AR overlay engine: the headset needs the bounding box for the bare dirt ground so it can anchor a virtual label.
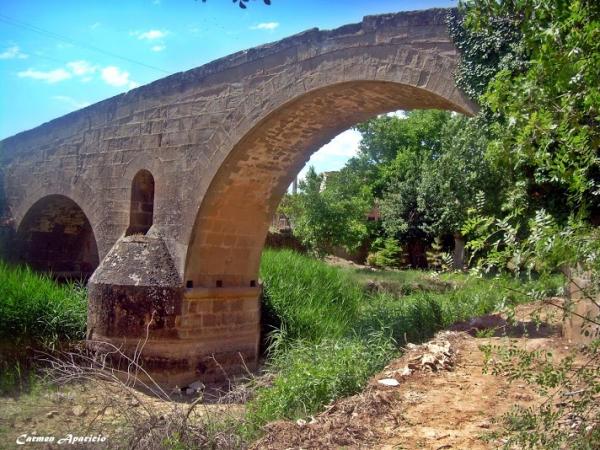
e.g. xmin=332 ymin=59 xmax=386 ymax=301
xmin=0 ymin=373 xmax=243 ymax=449
xmin=252 ymin=300 xmax=575 ymax=450
xmin=324 ymin=255 xmax=372 ymax=271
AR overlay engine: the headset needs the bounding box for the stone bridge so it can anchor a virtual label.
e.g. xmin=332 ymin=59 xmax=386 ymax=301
xmin=0 ymin=8 xmax=476 ymax=386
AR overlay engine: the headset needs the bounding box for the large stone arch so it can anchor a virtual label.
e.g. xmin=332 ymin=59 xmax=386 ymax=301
xmin=168 ymin=10 xmax=477 ymax=383
xmin=175 ymin=12 xmax=477 ymax=277
xmin=184 ymin=80 xmax=470 ymax=289
xmin=15 ymin=194 xmax=99 ymax=280
xmin=93 ymin=10 xmax=477 ymax=386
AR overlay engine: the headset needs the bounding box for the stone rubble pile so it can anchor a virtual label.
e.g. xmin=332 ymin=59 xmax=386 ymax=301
xmin=377 ymin=332 xmax=457 ymax=387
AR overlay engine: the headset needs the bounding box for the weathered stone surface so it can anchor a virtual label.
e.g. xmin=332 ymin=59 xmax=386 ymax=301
xmin=0 ymin=8 xmax=476 ymax=385
xmin=87 ymin=234 xmax=182 ymax=340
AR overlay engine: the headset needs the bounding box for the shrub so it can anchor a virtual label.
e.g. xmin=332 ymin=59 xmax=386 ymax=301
xmin=425 ymin=237 xmax=453 ymax=272
xmin=367 ymin=237 xmax=403 ymax=269
xmin=246 ymin=333 xmax=396 ymax=427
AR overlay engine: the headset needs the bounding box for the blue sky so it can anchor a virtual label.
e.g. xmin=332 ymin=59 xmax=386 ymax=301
xmin=0 ymin=0 xmax=455 ymax=175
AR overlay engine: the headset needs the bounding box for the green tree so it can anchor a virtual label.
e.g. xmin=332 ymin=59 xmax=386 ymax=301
xmin=457 ymin=0 xmax=600 ymax=221
xmin=364 ymin=110 xmax=501 ymax=269
xmin=452 ymin=4 xmax=600 ymax=445
xmin=379 ymin=144 xmax=429 ymax=240
xmin=282 ymin=166 xmax=372 ymax=257
xmin=353 ymin=110 xmax=452 ymax=197
xmin=417 ymin=115 xmax=502 ymax=267
xmin=355 ymin=110 xmax=450 ymax=165
xmin=374 ymin=111 xmax=452 ymax=239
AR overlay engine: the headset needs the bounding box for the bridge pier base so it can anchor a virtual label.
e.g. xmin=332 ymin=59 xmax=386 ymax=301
xmin=87 ymin=234 xmax=261 ymax=387
xmin=174 ymin=286 xmax=261 ymax=384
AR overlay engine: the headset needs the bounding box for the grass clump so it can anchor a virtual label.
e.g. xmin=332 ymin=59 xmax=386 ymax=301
xmin=0 ymin=261 xmax=87 ymax=347
xmin=260 ymin=249 xmax=363 ymax=344
xmin=246 ymin=333 xmax=395 ymax=428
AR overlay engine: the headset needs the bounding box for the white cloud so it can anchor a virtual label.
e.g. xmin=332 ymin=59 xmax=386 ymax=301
xmin=18 ymin=68 xmax=71 ymax=83
xmin=53 ymin=95 xmax=90 ymax=110
xmin=90 ymin=22 xmax=101 ymax=30
xmin=297 ymin=129 xmax=362 ymax=180
xmin=17 ymin=61 xmax=139 ymax=89
xmin=189 ymin=26 xmax=200 ymax=34
xmin=314 ymin=129 xmax=362 ymax=160
xmin=251 ymin=22 xmax=279 ymax=31
xmin=0 ymin=45 xmax=28 ymax=60
xmin=67 ymin=60 xmax=97 ymax=76
xmin=131 ymin=29 xmax=169 ymax=52
xmin=135 ymin=29 xmax=169 ymax=40
xmin=101 ymin=66 xmax=128 ymax=86
xmin=101 ymin=66 xmax=138 ymax=89
xmin=56 ymin=42 xmax=74 ymax=50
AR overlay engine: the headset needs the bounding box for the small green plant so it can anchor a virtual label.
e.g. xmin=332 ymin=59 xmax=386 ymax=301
xmin=475 ymin=327 xmax=497 ymax=338
xmin=426 ymin=237 xmax=452 ymax=272
xmin=481 ymin=339 xmax=599 ymax=449
xmin=464 ymin=206 xmax=599 ymax=448
xmin=0 ymin=360 xmax=33 ymax=395
xmin=161 ymin=433 xmax=193 ymax=450
xmin=367 ymin=237 xmax=403 ymax=269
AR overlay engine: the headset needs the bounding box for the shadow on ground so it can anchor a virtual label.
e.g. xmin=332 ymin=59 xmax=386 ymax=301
xmin=449 ymin=313 xmax=561 ymax=338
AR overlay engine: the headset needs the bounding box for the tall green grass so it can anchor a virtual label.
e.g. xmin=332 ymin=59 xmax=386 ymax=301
xmin=0 ymin=261 xmax=87 ymax=347
xmin=260 ymin=249 xmax=363 ymax=344
xmin=246 ymin=334 xmax=396 ymax=427
xmin=247 ymin=249 xmax=564 ymax=433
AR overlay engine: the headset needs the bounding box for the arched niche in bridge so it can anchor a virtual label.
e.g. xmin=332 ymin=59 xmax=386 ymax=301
xmin=125 ymin=170 xmax=155 ymax=236
xmin=16 ymin=195 xmax=99 ymax=280
xmin=183 ymin=80 xmax=471 ymax=288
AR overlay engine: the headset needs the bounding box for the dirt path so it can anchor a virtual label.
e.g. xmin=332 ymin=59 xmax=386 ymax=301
xmin=378 ymin=336 xmax=551 ymax=450
xmin=253 ymin=301 xmax=573 ymax=449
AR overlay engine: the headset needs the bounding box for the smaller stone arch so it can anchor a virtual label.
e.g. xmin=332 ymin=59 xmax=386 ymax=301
xmin=16 ymin=194 xmax=99 ymax=280
xmin=126 ymin=170 xmax=155 ymax=236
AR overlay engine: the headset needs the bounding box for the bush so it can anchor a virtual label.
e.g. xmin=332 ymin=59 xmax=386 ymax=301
xmin=367 ymin=237 xmax=403 ymax=269
xmin=246 ymin=333 xmax=396 ymax=427
xmin=425 ymin=237 xmax=452 ymax=272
